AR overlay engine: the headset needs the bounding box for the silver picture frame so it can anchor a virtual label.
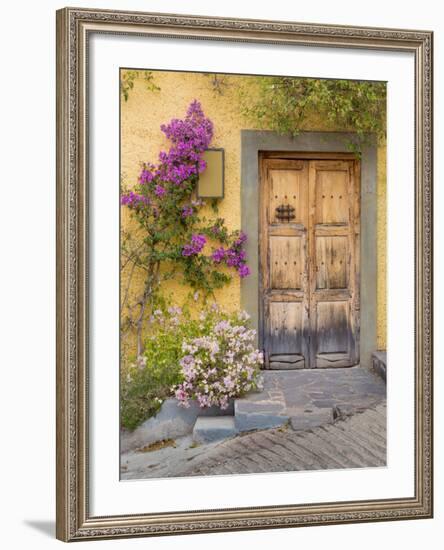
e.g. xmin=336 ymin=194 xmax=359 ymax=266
xmin=56 ymin=7 xmax=433 ymax=541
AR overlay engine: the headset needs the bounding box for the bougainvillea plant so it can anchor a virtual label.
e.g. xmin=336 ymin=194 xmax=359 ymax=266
xmin=121 ymin=101 xmax=250 ymax=355
xmin=173 ymin=305 xmax=263 ymax=410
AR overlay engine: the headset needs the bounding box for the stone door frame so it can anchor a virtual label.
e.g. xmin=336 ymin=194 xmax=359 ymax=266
xmin=240 ymin=130 xmax=378 ymax=369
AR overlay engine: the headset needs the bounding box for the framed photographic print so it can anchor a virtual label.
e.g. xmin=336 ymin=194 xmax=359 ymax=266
xmin=56 ymin=7 xmax=433 ymax=542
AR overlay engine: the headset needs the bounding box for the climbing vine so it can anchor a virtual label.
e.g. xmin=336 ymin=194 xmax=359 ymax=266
xmin=203 ymin=73 xmax=231 ymax=95
xmin=121 ymin=101 xmax=250 ymax=356
xmin=120 ymin=70 xmax=160 ymax=101
xmin=242 ymin=76 xmax=386 ymax=148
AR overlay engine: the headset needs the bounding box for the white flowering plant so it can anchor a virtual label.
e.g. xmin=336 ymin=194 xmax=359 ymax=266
xmin=174 ymin=306 xmax=264 ymax=409
xmin=121 ymin=301 xmax=263 ymax=430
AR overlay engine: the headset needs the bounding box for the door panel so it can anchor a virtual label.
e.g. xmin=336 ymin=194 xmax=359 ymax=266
xmin=260 ymin=156 xmax=360 ymax=369
xmin=269 ymin=166 xmax=305 ymax=224
xmin=315 ymin=236 xmax=348 ymax=289
xmin=268 ymin=302 xmax=306 ymax=369
xmin=314 ymin=167 xmax=349 ymax=223
xmin=315 ymin=301 xmax=351 ymax=367
xmin=270 ymin=236 xmax=303 ymax=289
xmin=260 ymin=159 xmax=309 ymax=370
xmin=309 ymin=160 xmax=359 ymax=368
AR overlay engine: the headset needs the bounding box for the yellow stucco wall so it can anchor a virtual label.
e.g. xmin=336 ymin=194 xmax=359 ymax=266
xmin=121 ymin=70 xmax=387 ymax=353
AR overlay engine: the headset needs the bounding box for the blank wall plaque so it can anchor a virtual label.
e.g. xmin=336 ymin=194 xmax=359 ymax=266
xmin=197 ymin=148 xmax=224 ymax=198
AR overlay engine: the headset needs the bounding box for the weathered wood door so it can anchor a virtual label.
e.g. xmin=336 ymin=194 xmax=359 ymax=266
xmin=260 ymin=155 xmax=360 ymax=369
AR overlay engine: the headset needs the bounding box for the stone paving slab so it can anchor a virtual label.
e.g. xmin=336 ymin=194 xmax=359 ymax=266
xmin=234 ymin=366 xmax=385 ymax=432
xmin=289 ymin=407 xmax=333 ymax=430
xmin=193 ymin=416 xmax=238 ymax=443
xmin=235 ymin=399 xmax=289 ymax=432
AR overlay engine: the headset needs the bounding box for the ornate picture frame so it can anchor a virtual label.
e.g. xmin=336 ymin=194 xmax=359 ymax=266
xmin=56 ymin=7 xmax=433 ymax=541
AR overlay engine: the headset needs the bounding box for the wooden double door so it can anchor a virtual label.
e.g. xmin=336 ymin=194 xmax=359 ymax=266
xmin=260 ymin=154 xmax=360 ymax=369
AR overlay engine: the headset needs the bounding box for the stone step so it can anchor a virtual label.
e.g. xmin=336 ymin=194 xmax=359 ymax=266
xmin=234 ymin=399 xmax=289 ymax=432
xmin=121 ymin=397 xmax=234 ymax=453
xmin=193 ymin=416 xmax=238 ymax=443
xmin=372 ymin=351 xmax=387 ymax=381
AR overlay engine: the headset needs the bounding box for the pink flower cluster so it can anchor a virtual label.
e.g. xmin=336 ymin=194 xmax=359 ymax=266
xmin=120 ymin=101 xmax=251 ymax=281
xmin=144 ymin=99 xmax=213 ymax=188
xmin=174 ymin=310 xmax=263 ymax=409
xmin=181 ymin=205 xmax=194 ymax=218
xmin=120 ymin=100 xmax=213 ymax=207
xmin=210 ymin=231 xmax=250 ymax=278
xmin=182 ymin=234 xmax=207 ymax=257
xmin=120 ymin=191 xmax=150 ymax=207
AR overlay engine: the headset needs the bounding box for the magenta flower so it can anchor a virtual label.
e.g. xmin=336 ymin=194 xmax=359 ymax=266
xmin=120 ymin=191 xmax=150 ymax=207
xmin=154 ymin=184 xmax=166 ymax=197
xmin=238 ymin=264 xmax=251 ymax=278
xmin=233 ymin=231 xmax=248 ymax=248
xmin=191 ymin=234 xmax=206 ymax=252
xmin=181 ymin=205 xmax=194 ymax=218
xmin=182 ymin=234 xmax=207 ymax=256
xmin=197 ymin=159 xmax=207 ymax=173
xmin=182 ymin=245 xmax=194 ymax=257
xmin=225 ymin=249 xmax=240 ymax=267
xmin=139 ymin=169 xmax=154 ymax=185
xmin=211 ymin=248 xmax=225 ymax=263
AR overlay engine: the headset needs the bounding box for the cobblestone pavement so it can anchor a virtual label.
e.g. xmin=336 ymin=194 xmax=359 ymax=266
xmin=180 ymin=402 xmax=386 ymax=476
xmin=121 ymin=402 xmax=386 ymax=479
